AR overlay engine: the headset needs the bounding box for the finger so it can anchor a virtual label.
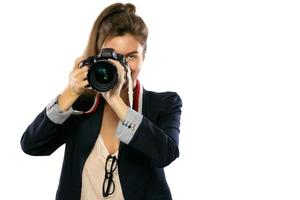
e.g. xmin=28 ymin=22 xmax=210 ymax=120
xmin=118 ymin=67 xmax=126 ymax=82
xmin=73 ymin=56 xmax=86 ymax=70
xmin=76 ymin=71 xmax=88 ymax=81
xmin=108 ymin=59 xmax=124 ymax=71
xmin=109 ymin=59 xmax=126 ymax=78
xmin=76 ymin=66 xmax=89 ymax=75
xmin=73 ymin=66 xmax=89 ymax=78
xmin=81 ymin=80 xmax=90 ymax=88
xmin=69 ymin=72 xmax=88 ymax=88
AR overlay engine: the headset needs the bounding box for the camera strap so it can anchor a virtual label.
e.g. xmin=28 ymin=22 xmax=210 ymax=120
xmin=126 ymin=64 xmax=133 ymax=109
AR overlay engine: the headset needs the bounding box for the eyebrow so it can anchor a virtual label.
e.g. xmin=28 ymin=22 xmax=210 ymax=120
xmin=125 ymin=51 xmax=140 ymax=56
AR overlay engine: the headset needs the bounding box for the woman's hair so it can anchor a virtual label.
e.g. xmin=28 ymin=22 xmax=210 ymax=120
xmin=83 ymin=3 xmax=148 ymax=57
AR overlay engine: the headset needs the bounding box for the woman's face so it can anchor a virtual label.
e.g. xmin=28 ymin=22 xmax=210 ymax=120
xmin=102 ymin=33 xmax=144 ymax=88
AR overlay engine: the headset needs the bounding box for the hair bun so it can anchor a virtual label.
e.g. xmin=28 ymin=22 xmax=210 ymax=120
xmin=124 ymin=3 xmax=136 ymax=14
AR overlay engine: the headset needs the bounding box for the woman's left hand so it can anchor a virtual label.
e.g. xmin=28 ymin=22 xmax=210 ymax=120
xmin=101 ymin=59 xmax=127 ymax=104
xmin=100 ymin=59 xmax=129 ymax=121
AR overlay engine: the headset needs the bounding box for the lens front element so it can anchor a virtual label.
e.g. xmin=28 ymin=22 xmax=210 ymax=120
xmin=87 ymin=60 xmax=118 ymax=92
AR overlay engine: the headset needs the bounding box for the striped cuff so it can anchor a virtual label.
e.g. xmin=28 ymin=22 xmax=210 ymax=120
xmin=116 ymin=108 xmax=143 ymax=144
xmin=46 ymin=96 xmax=73 ymax=124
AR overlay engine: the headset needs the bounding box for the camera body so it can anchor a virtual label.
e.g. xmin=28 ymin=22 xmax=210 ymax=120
xmin=80 ymin=48 xmax=127 ymax=92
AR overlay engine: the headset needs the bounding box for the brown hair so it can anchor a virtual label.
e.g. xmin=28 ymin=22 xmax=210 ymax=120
xmin=83 ymin=3 xmax=148 ymax=57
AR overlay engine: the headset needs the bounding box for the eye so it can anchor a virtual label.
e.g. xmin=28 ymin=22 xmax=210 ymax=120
xmin=126 ymin=55 xmax=137 ymax=61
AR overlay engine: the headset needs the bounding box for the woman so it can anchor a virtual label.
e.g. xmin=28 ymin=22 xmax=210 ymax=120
xmin=21 ymin=3 xmax=182 ymax=200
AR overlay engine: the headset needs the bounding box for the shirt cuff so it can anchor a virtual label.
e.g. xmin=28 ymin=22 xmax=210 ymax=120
xmin=46 ymin=96 xmax=73 ymax=124
xmin=116 ymin=108 xmax=143 ymax=144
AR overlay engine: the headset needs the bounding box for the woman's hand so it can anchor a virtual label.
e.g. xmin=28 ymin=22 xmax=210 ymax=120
xmin=101 ymin=59 xmax=129 ymax=121
xmin=68 ymin=56 xmax=91 ymax=96
xmin=58 ymin=57 xmax=93 ymax=111
xmin=100 ymin=59 xmax=127 ymax=103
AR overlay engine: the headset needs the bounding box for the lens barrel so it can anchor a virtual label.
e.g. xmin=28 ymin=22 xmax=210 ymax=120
xmin=87 ymin=60 xmax=118 ymax=92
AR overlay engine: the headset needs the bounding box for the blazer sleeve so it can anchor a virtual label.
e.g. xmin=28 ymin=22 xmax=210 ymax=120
xmin=128 ymin=92 xmax=182 ymax=168
xmin=20 ymin=108 xmax=72 ymax=156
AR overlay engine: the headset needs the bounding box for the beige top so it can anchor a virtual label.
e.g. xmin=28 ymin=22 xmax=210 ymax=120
xmin=80 ymin=134 xmax=124 ymax=200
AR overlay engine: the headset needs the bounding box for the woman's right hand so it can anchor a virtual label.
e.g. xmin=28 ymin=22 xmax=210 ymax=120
xmin=57 ymin=57 xmax=92 ymax=112
xmin=68 ymin=56 xmax=90 ymax=96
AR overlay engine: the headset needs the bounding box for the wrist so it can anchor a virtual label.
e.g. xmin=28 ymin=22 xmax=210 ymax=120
xmin=66 ymin=85 xmax=81 ymax=98
xmin=58 ymin=86 xmax=80 ymax=112
xmin=107 ymin=96 xmax=129 ymax=121
xmin=107 ymin=95 xmax=121 ymax=105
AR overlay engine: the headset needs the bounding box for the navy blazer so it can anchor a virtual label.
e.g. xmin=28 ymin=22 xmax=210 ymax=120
xmin=21 ymin=89 xmax=182 ymax=200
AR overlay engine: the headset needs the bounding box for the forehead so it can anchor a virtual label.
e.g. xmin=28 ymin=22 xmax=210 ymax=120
xmin=102 ymin=34 xmax=143 ymax=55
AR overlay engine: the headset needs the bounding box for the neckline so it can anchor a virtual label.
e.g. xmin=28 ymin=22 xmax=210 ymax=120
xmin=98 ymin=134 xmax=119 ymax=158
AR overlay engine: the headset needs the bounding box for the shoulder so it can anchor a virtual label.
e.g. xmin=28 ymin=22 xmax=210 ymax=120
xmin=143 ymin=89 xmax=182 ymax=109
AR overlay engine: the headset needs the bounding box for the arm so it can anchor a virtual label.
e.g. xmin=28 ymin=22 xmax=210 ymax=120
xmin=21 ymin=57 xmax=90 ymax=156
xmin=20 ymin=97 xmax=74 ymax=156
xmin=96 ymin=60 xmax=182 ymax=167
xmin=116 ymin=92 xmax=182 ymax=168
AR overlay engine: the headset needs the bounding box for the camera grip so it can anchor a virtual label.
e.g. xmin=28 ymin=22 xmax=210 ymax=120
xmin=79 ymin=56 xmax=94 ymax=68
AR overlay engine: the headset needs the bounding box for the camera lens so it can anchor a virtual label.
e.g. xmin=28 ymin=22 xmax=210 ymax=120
xmin=87 ymin=60 xmax=118 ymax=92
xmin=95 ymin=64 xmax=114 ymax=84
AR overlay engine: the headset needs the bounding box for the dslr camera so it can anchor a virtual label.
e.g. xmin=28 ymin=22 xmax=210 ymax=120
xmin=80 ymin=48 xmax=127 ymax=92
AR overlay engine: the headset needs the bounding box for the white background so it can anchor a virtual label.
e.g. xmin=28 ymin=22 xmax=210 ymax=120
xmin=0 ymin=0 xmax=300 ymax=199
